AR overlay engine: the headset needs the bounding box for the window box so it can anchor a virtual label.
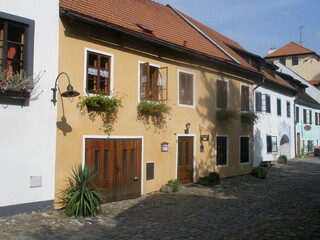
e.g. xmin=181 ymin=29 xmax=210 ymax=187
xmin=216 ymin=109 xmax=238 ymax=124
xmin=137 ymin=100 xmax=171 ymax=118
xmin=0 ymin=90 xmax=30 ymax=100
xmin=240 ymin=112 xmax=258 ymax=125
xmin=77 ymin=90 xmax=124 ymax=127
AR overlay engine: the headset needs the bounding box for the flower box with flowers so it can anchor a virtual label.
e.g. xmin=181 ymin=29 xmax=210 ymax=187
xmin=137 ymin=100 xmax=172 ymax=118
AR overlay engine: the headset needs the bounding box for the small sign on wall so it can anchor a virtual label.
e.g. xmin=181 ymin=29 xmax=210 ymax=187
xmin=30 ymin=175 xmax=42 ymax=188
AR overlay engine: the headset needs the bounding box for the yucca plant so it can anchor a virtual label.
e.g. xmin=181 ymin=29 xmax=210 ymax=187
xmin=59 ymin=165 xmax=104 ymax=217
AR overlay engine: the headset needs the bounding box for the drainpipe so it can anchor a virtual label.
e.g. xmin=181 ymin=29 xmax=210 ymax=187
xmin=167 ymin=4 xmax=240 ymax=64
xmin=253 ymin=76 xmax=265 ymax=91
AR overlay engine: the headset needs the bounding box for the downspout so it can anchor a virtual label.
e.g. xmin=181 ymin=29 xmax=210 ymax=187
xmin=253 ymin=76 xmax=265 ymax=90
xmin=167 ymin=4 xmax=240 ymax=64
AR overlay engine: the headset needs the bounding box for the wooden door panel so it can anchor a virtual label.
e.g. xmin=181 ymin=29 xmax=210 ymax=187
xmin=85 ymin=138 xmax=141 ymax=203
xmin=177 ymin=137 xmax=194 ymax=184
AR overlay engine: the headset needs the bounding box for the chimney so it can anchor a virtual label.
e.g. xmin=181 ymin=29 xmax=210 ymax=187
xmin=268 ymin=47 xmax=276 ymax=55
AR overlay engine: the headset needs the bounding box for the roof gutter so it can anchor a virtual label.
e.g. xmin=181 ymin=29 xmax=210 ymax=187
xmin=167 ymin=4 xmax=240 ymax=64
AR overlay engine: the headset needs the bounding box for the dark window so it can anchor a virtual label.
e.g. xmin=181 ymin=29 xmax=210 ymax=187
xmin=286 ymin=101 xmax=291 ymax=118
xmin=309 ymin=110 xmax=312 ymax=124
xmin=87 ymin=51 xmax=111 ymax=94
xmin=277 ymin=98 xmax=281 ymax=116
xmin=307 ymin=140 xmax=313 ymax=152
xmin=146 ymin=162 xmax=154 ymax=180
xmin=240 ymin=137 xmax=250 ymax=163
xmin=94 ymin=150 xmax=99 ymax=180
xmin=241 ymin=85 xmax=250 ymax=111
xmin=103 ymin=150 xmax=108 ymax=180
xmin=265 ymin=95 xmax=271 ymax=113
xmin=122 ymin=149 xmax=127 ymax=178
xmin=0 ymin=13 xmax=34 ymax=77
xmin=179 ymin=71 xmax=194 ymax=105
xmin=216 ymin=136 xmax=227 ymax=166
xmin=267 ymin=136 xmax=278 ymax=153
xmin=295 ymin=107 xmax=299 ymax=123
xmin=217 ymin=80 xmax=227 ymax=109
xmin=279 ymin=58 xmax=286 ymax=66
xmin=292 ymin=57 xmax=298 ymax=66
xmin=255 ymin=91 xmax=262 ymax=112
xmin=315 ymin=112 xmax=318 ymax=126
xmin=303 ymin=109 xmax=307 ymax=124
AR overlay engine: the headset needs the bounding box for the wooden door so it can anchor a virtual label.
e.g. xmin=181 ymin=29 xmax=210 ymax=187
xmin=85 ymin=139 xmax=141 ymax=202
xmin=177 ymin=137 xmax=194 ymax=184
xmin=297 ymin=133 xmax=300 ymax=157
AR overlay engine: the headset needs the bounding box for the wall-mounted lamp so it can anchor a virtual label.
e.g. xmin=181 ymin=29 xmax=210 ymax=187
xmin=51 ymin=72 xmax=80 ymax=105
xmin=185 ymin=122 xmax=191 ymax=134
xmin=200 ymin=135 xmax=210 ymax=141
xmin=161 ymin=142 xmax=169 ymax=152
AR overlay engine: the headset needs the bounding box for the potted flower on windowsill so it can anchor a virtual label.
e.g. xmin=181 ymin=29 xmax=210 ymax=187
xmin=240 ymin=111 xmax=259 ymax=125
xmin=0 ymin=71 xmax=39 ymax=100
xmin=216 ymin=108 xmax=238 ymax=124
xmin=77 ymin=90 xmax=124 ymax=127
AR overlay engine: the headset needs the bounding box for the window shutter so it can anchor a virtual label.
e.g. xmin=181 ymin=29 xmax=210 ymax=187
xmin=158 ymin=67 xmax=168 ymax=101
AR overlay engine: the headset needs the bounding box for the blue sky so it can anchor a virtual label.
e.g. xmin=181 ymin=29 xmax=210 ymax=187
xmin=152 ymin=0 xmax=320 ymax=57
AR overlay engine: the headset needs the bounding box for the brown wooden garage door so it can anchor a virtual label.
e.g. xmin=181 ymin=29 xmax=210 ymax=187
xmin=85 ymin=138 xmax=142 ymax=202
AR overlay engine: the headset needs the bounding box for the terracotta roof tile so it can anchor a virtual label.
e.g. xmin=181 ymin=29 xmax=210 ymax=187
xmin=265 ymin=42 xmax=315 ymax=58
xmin=59 ymin=0 xmax=234 ymax=62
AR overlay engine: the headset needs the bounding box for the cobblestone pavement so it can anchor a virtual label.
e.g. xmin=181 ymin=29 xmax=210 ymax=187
xmin=0 ymin=157 xmax=320 ymax=240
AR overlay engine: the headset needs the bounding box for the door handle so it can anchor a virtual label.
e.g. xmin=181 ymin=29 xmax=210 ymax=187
xmin=134 ymin=176 xmax=138 ymax=181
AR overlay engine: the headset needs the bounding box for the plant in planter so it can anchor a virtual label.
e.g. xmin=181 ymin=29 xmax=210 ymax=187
xmin=59 ymin=165 xmax=104 ymax=217
xmin=216 ymin=109 xmax=238 ymax=124
xmin=161 ymin=179 xmax=180 ymax=193
xmin=199 ymin=172 xmax=220 ymax=186
xmin=251 ymin=167 xmax=267 ymax=179
xmin=137 ymin=100 xmax=172 ymax=127
xmin=240 ymin=111 xmax=259 ymax=125
xmin=77 ymin=90 xmax=124 ymax=129
xmin=0 ymin=71 xmax=40 ymax=99
xmin=278 ymin=155 xmax=287 ymax=164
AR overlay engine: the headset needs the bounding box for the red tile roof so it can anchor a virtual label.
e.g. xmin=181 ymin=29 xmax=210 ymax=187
xmin=265 ymin=42 xmax=315 ymax=58
xmin=60 ymin=0 xmax=235 ymax=63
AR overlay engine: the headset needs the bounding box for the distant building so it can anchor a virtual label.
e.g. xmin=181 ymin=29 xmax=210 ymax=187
xmin=265 ymin=42 xmax=320 ymax=88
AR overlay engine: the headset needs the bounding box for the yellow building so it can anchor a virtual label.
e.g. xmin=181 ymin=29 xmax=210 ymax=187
xmin=55 ymin=0 xmax=262 ymax=206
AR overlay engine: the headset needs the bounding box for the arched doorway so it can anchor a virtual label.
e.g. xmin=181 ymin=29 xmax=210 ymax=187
xmin=280 ymin=134 xmax=291 ymax=158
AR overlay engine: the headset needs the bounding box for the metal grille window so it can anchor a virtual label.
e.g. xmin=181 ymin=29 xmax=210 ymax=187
xmin=286 ymin=101 xmax=291 ymax=118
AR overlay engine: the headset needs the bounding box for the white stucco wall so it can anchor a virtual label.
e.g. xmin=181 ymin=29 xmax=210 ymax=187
xmin=0 ymin=1 xmax=59 ymax=207
xmin=276 ymin=63 xmax=320 ymax=103
xmin=253 ymin=86 xmax=295 ymax=166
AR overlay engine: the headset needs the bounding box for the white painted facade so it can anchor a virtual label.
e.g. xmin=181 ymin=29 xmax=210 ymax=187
xmin=276 ymin=62 xmax=320 ymax=103
xmin=0 ymin=1 xmax=59 ymax=214
xmin=253 ymin=85 xmax=295 ymax=166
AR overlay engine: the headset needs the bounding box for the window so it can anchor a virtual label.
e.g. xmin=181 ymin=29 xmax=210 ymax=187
xmin=179 ymin=70 xmax=194 ymax=106
xmin=255 ymin=91 xmax=262 ymax=112
xmin=303 ymin=109 xmax=307 ymax=124
xmin=266 ymin=135 xmax=278 ymax=153
xmin=0 ymin=13 xmax=34 ymax=77
xmin=279 ymin=58 xmax=286 ymax=66
xmin=277 ymin=98 xmax=281 ymax=116
xmin=286 ymin=101 xmax=291 ymax=118
xmin=307 ymin=140 xmax=313 ymax=152
xmin=265 ymin=94 xmax=271 ymax=113
xmin=216 ymin=80 xmax=228 ymax=109
xmin=240 ymin=136 xmax=250 ymax=164
xmin=292 ymin=57 xmax=298 ymax=66
xmin=216 ymin=136 xmax=228 ymax=166
xmin=146 ymin=162 xmax=154 ymax=180
xmin=295 ymin=107 xmax=299 ymax=123
xmin=241 ymin=85 xmax=250 ymax=111
xmin=86 ymin=51 xmax=111 ymax=94
xmin=315 ymin=112 xmax=318 ymax=126
xmin=309 ymin=110 xmax=312 ymax=124
xmin=140 ymin=62 xmax=168 ymax=101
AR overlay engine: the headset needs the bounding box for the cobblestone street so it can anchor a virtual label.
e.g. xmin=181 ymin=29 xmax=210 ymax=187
xmin=0 ymin=157 xmax=319 ymax=240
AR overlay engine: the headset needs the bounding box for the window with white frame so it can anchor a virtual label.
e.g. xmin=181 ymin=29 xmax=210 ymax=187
xmin=140 ymin=62 xmax=168 ymax=101
xmin=240 ymin=136 xmax=250 ymax=163
xmin=255 ymin=91 xmax=262 ymax=112
xmin=216 ymin=79 xmax=228 ymax=109
xmin=178 ymin=70 xmax=194 ymax=106
xmin=86 ymin=51 xmax=111 ymax=94
xmin=216 ymin=136 xmax=228 ymax=166
xmin=266 ymin=135 xmax=278 ymax=153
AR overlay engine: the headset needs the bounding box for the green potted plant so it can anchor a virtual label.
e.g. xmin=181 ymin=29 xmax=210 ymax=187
xmin=278 ymin=155 xmax=287 ymax=164
xmin=0 ymin=71 xmax=40 ymax=99
xmin=161 ymin=179 xmax=180 ymax=193
xmin=251 ymin=167 xmax=267 ymax=179
xmin=240 ymin=111 xmax=259 ymax=125
xmin=199 ymin=172 xmax=220 ymax=186
xmin=59 ymin=165 xmax=104 ymax=217
xmin=77 ymin=90 xmax=124 ymax=126
xmin=216 ymin=108 xmax=238 ymax=124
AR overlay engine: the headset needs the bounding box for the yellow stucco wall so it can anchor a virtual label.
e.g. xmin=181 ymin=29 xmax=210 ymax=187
xmin=54 ymin=19 xmax=254 ymax=207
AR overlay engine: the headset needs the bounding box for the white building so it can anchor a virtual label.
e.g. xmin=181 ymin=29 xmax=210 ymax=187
xmin=253 ymin=76 xmax=297 ymax=166
xmin=0 ymin=1 xmax=59 ymax=216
